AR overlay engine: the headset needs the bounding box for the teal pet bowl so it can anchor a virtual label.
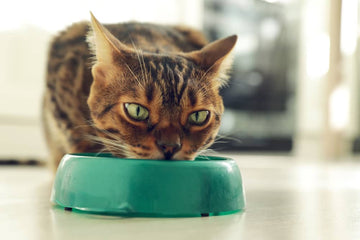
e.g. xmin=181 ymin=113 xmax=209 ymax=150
xmin=51 ymin=153 xmax=245 ymax=217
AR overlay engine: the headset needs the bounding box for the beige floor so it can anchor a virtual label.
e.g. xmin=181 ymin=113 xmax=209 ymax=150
xmin=1 ymin=154 xmax=360 ymax=240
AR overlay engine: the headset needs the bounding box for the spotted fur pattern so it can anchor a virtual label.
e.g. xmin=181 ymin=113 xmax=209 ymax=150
xmin=42 ymin=14 xmax=236 ymax=170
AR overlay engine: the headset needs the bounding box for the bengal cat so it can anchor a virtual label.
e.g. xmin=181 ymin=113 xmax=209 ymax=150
xmin=42 ymin=13 xmax=237 ymax=170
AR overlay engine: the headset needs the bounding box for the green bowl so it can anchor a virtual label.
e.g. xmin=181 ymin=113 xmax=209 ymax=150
xmin=51 ymin=153 xmax=245 ymax=217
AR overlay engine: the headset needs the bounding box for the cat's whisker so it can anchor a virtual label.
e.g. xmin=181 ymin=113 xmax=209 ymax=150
xmin=87 ymin=130 xmax=143 ymax=159
xmin=139 ymin=52 xmax=149 ymax=84
xmin=210 ymin=140 xmax=228 ymax=144
xmin=84 ymin=123 xmax=134 ymax=155
xmin=215 ymin=133 xmax=243 ymax=144
xmin=141 ymin=53 xmax=150 ymax=84
xmin=201 ymin=133 xmax=243 ymax=153
xmin=124 ymin=63 xmax=142 ymax=85
xmin=95 ymin=147 xmax=109 ymax=156
xmin=198 ymin=69 xmax=210 ymax=83
xmin=72 ymin=124 xmax=89 ymax=130
xmin=72 ymin=119 xmax=96 ymax=130
xmin=136 ymin=52 xmax=148 ymax=87
xmin=84 ymin=121 xmax=123 ymax=141
xmin=86 ymin=134 xmax=127 ymax=152
xmin=131 ymin=41 xmax=148 ymax=86
xmin=198 ymin=148 xmax=219 ymax=157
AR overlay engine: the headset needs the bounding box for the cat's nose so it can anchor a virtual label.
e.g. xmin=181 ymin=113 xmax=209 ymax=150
xmin=157 ymin=142 xmax=181 ymax=160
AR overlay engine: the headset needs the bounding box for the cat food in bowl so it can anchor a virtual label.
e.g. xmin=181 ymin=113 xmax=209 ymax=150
xmin=50 ymin=153 xmax=245 ymax=217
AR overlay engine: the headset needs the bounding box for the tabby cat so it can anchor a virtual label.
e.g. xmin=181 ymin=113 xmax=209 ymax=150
xmin=42 ymin=13 xmax=237 ymax=170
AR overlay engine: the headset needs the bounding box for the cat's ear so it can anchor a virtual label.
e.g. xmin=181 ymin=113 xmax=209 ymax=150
xmin=188 ymin=35 xmax=237 ymax=87
xmin=87 ymin=12 xmax=131 ymax=64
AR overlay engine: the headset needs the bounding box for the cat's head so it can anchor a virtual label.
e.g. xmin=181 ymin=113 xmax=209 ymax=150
xmin=87 ymin=13 xmax=237 ymax=160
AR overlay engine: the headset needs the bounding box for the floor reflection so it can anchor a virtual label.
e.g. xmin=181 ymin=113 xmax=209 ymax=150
xmin=50 ymin=206 xmax=245 ymax=240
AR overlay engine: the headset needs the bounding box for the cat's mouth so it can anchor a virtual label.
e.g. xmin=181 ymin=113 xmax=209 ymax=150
xmin=102 ymin=143 xmax=197 ymax=161
xmin=94 ymin=131 xmax=201 ymax=161
xmin=112 ymin=148 xmax=195 ymax=161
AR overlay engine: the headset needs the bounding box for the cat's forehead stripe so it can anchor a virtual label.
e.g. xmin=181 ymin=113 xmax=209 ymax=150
xmin=144 ymin=55 xmax=194 ymax=106
xmin=187 ymin=88 xmax=197 ymax=107
xmin=145 ymin=83 xmax=154 ymax=102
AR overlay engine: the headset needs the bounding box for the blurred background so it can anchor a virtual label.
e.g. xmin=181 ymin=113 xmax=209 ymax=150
xmin=0 ymin=0 xmax=359 ymax=162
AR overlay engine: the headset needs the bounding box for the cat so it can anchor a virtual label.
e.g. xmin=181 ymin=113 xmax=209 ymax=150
xmin=42 ymin=13 xmax=237 ymax=170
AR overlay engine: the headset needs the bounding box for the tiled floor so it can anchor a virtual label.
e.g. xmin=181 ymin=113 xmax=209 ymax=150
xmin=1 ymin=155 xmax=360 ymax=240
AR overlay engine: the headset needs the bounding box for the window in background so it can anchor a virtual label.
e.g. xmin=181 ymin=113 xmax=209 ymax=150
xmin=204 ymin=0 xmax=301 ymax=151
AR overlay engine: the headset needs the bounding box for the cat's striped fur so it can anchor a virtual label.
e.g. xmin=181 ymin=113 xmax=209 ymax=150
xmin=42 ymin=14 xmax=237 ymax=170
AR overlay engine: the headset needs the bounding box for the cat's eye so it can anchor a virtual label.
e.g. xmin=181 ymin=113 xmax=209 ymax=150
xmin=188 ymin=110 xmax=210 ymax=126
xmin=124 ymin=103 xmax=149 ymax=121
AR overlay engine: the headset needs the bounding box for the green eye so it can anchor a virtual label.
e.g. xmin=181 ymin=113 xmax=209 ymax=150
xmin=125 ymin=103 xmax=149 ymax=121
xmin=188 ymin=110 xmax=209 ymax=126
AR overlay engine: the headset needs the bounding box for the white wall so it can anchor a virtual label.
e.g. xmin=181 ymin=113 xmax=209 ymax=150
xmin=295 ymin=0 xmax=360 ymax=160
xmin=294 ymin=0 xmax=330 ymax=158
